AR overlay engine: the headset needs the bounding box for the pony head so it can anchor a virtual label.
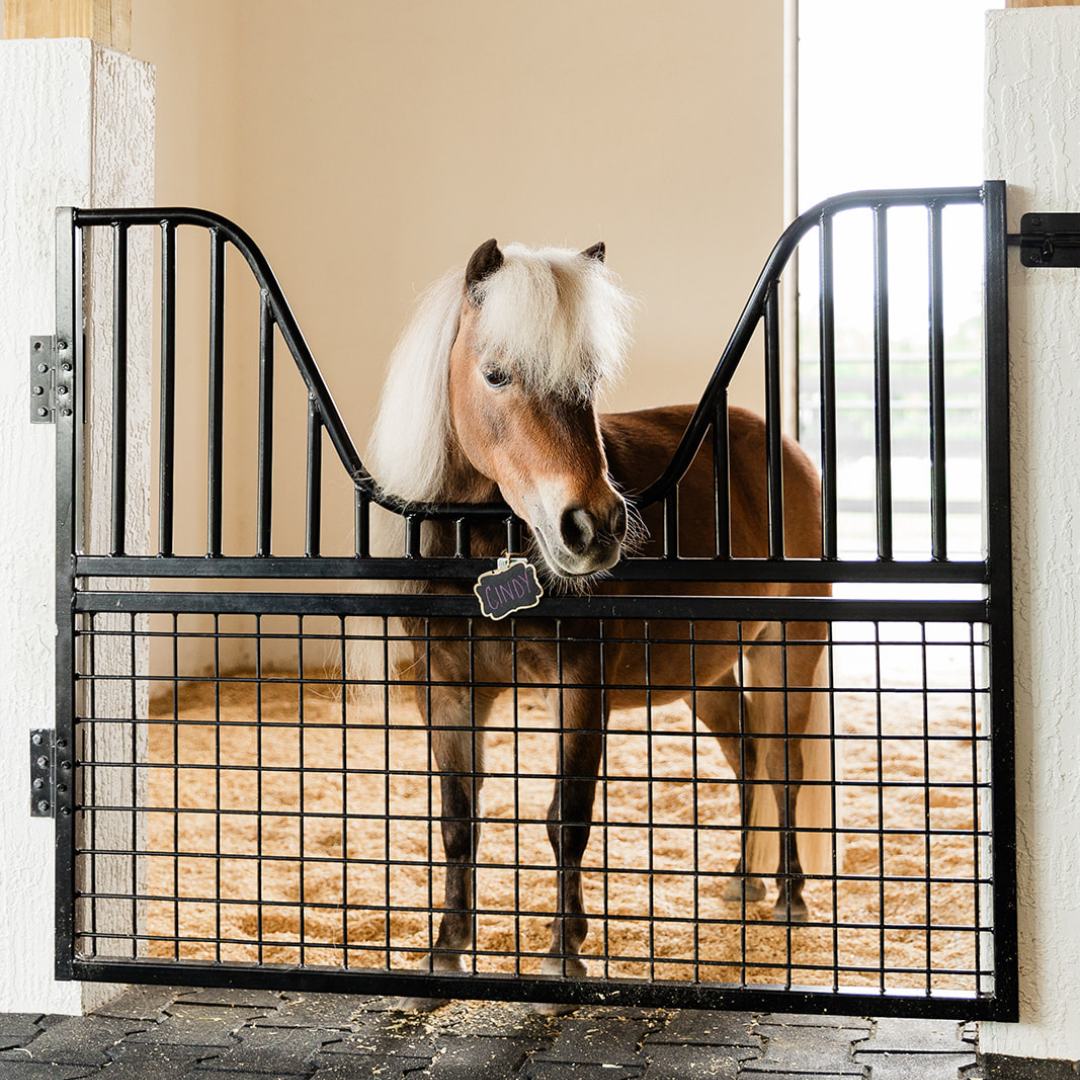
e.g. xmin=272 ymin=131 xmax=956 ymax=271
xmin=368 ymin=238 xmax=634 ymax=580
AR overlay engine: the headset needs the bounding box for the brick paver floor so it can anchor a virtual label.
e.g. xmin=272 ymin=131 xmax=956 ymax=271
xmin=0 ymin=986 xmax=984 ymax=1078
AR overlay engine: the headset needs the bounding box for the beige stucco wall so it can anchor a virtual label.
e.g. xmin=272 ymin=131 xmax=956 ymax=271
xmin=131 ymin=0 xmax=785 ymax=568
xmin=981 ymin=7 xmax=1080 ymax=1064
xmin=0 ymin=37 xmax=152 ymax=1015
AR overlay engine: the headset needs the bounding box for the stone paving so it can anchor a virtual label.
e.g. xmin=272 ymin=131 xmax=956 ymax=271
xmin=0 ymin=986 xmax=985 ymax=1079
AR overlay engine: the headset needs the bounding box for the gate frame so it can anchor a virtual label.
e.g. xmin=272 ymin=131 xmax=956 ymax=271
xmin=49 ymin=183 xmax=1017 ymax=1021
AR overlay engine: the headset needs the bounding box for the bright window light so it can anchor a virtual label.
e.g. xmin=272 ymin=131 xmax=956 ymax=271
xmin=797 ymin=0 xmax=1001 ymax=562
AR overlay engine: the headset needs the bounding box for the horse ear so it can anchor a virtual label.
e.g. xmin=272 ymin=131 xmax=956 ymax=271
xmin=465 ymin=238 xmax=503 ymax=295
xmin=581 ymin=241 xmax=605 ymax=263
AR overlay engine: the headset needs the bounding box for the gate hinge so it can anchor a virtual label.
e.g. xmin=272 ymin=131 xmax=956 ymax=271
xmin=1008 ymin=213 xmax=1080 ymax=268
xmin=30 ymin=729 xmax=57 ymax=817
xmin=30 ymin=335 xmax=74 ymax=424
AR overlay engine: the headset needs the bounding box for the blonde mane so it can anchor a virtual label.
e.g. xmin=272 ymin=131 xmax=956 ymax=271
xmin=365 ymin=243 xmax=633 ymax=505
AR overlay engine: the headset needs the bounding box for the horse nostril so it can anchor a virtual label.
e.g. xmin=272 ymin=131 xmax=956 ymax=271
xmin=559 ymin=507 xmax=595 ymax=554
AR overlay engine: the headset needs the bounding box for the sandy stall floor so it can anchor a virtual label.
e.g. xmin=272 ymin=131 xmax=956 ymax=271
xmin=130 ymin=638 xmax=987 ymax=996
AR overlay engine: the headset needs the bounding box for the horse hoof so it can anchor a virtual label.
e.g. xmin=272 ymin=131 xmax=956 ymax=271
xmin=388 ymin=994 xmax=448 ymax=1013
xmin=389 ymin=951 xmax=466 ymax=1010
xmin=532 ymin=955 xmax=587 ymax=1015
xmin=529 ymin=999 xmax=579 ymax=1017
xmin=541 ymin=954 xmax=588 ymax=980
xmin=771 ymin=898 xmax=809 ymax=923
xmin=723 ymin=876 xmax=766 ymax=903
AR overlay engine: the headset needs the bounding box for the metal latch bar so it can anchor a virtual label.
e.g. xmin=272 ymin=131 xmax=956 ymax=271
xmin=1008 ymin=213 xmax=1080 ymax=268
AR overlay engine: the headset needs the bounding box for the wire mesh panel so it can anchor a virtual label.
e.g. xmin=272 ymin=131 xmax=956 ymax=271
xmin=69 ymin=597 xmax=1000 ymax=1014
xmin=50 ymin=183 xmax=1015 ymax=1019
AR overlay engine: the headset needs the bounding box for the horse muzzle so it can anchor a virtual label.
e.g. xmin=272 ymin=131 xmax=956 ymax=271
xmin=537 ymin=496 xmax=627 ymax=578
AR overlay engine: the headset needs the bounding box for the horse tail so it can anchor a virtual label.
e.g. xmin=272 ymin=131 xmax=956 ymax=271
xmin=742 ymin=629 xmax=837 ymax=879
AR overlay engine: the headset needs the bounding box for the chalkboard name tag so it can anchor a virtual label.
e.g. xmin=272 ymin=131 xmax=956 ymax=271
xmin=474 ymin=557 xmax=544 ymax=620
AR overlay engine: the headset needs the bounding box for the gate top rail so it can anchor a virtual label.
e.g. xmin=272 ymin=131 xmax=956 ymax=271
xmin=66 ymin=183 xmax=1006 ymax=582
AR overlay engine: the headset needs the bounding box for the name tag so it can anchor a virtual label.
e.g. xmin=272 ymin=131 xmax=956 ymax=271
xmin=474 ymin=557 xmax=544 ymax=620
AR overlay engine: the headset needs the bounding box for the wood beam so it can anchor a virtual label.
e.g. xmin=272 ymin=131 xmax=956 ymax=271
xmin=3 ymin=0 xmax=131 ymax=51
xmin=1006 ymin=0 xmax=1080 ymax=8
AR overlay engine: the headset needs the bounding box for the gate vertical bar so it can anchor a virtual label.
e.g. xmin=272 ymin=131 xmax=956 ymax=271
xmin=257 ymin=293 xmax=274 ymax=557
xmin=207 ymin=230 xmax=225 ymax=557
xmin=873 ymin=205 xmax=894 ymax=560
xmin=764 ymin=283 xmax=785 ymax=558
xmin=54 ymin=208 xmax=79 ymax=977
xmin=306 ymin=400 xmax=322 ymax=557
xmin=928 ymin=203 xmax=948 ymax=560
xmin=712 ymin=391 xmax=730 ymax=558
xmin=982 ymin=179 xmax=1018 ymax=1018
xmin=110 ymin=224 xmax=127 ymax=556
xmin=819 ymin=212 xmax=838 ymax=559
xmin=159 ymin=222 xmax=176 ymax=556
xmin=355 ymin=490 xmax=370 ymax=558
xmin=663 ymin=490 xmax=679 ymax=558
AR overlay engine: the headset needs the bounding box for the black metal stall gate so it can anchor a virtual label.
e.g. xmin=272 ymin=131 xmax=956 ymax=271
xmin=42 ymin=183 xmax=1015 ymax=1019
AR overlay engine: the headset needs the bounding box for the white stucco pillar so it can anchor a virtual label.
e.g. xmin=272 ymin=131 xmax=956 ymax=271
xmin=0 ymin=38 xmax=153 ymax=1015
xmin=981 ymin=7 xmax=1080 ymax=1065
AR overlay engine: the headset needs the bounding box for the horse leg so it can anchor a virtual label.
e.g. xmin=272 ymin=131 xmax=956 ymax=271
xmin=766 ymin=731 xmax=806 ymax=922
xmin=393 ymin=678 xmax=494 ymax=1010
xmin=694 ymin=668 xmax=767 ymax=904
xmin=747 ymin=624 xmax=827 ymax=923
xmin=535 ymin=683 xmax=604 ymax=1014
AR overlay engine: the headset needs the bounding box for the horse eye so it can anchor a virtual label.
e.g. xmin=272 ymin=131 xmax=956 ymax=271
xmin=483 ymin=367 xmax=511 ymax=389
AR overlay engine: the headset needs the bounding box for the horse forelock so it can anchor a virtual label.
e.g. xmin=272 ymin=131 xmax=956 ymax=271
xmin=472 ymin=243 xmax=633 ymax=400
xmin=366 ymin=244 xmax=633 ymax=506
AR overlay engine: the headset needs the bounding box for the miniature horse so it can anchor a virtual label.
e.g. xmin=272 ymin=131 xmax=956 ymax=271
xmin=363 ymin=238 xmax=831 ymax=1008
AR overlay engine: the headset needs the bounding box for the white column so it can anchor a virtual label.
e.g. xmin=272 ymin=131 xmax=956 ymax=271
xmin=0 ymin=38 xmax=153 ymax=1015
xmin=982 ymin=7 xmax=1080 ymax=1064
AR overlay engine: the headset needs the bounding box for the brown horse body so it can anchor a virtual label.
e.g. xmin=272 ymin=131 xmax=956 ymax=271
xmin=404 ymin=404 xmax=829 ymax=1000
xmin=365 ymin=241 xmax=830 ymax=1008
